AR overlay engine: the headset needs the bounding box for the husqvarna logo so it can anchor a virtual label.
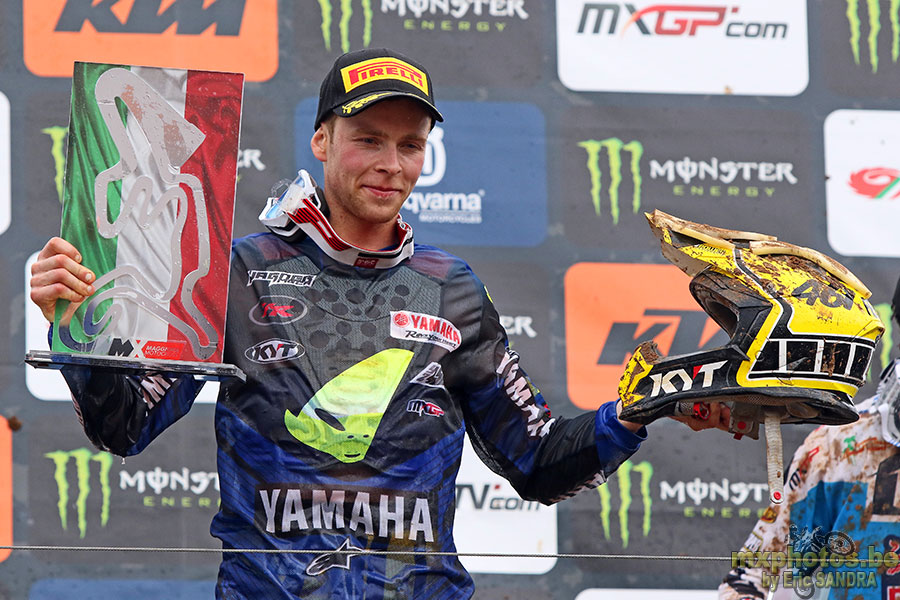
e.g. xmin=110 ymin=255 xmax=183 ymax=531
xmin=417 ymin=127 xmax=446 ymax=187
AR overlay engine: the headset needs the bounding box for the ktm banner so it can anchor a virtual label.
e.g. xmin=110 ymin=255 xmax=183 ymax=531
xmin=0 ymin=417 xmax=10 ymax=563
xmin=565 ymin=262 xmax=726 ymax=410
xmin=23 ymin=0 xmax=278 ymax=81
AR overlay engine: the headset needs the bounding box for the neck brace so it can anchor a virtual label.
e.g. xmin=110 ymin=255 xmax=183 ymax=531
xmin=259 ymin=170 xmax=415 ymax=269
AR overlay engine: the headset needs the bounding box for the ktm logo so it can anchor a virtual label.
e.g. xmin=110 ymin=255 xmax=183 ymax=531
xmin=565 ymin=262 xmax=727 ymax=410
xmin=0 ymin=417 xmax=10 ymax=563
xmin=24 ymin=0 xmax=278 ymax=81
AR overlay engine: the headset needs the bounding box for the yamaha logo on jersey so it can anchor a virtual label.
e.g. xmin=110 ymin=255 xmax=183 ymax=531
xmin=249 ymin=296 xmax=308 ymax=325
xmin=244 ymin=339 xmax=305 ymax=363
xmin=390 ymin=311 xmax=461 ymax=351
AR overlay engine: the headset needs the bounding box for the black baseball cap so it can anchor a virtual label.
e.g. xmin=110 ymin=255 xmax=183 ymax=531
xmin=314 ymin=48 xmax=443 ymax=130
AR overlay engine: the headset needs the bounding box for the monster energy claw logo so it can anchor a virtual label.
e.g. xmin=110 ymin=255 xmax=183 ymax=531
xmin=845 ymin=0 xmax=900 ymax=73
xmin=597 ymin=459 xmax=652 ymax=548
xmin=45 ymin=448 xmax=113 ymax=538
xmin=318 ymin=0 xmax=373 ymax=53
xmin=42 ymin=126 xmax=68 ymax=203
xmin=578 ymin=138 xmax=643 ymax=226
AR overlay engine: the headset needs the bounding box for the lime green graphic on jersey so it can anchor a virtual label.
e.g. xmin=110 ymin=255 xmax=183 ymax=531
xmin=285 ymin=348 xmax=413 ymax=462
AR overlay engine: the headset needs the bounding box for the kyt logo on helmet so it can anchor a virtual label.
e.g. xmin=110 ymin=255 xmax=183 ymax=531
xmin=618 ymin=210 xmax=885 ymax=504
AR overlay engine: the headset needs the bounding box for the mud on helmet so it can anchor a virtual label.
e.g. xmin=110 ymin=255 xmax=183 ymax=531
xmin=619 ymin=210 xmax=884 ymax=431
xmin=617 ymin=211 xmax=884 ymax=503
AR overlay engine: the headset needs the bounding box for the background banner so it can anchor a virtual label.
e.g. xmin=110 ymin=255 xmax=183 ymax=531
xmin=3 ymin=1 xmax=900 ymax=598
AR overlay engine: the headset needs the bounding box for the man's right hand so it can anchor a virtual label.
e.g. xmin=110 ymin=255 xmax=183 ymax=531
xmin=29 ymin=237 xmax=95 ymax=323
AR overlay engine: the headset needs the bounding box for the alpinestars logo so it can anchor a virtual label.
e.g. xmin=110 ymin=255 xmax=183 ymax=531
xmin=45 ymin=448 xmax=114 ymax=538
xmin=844 ymin=0 xmax=898 ymax=73
xmin=411 ymin=362 xmax=445 ymax=388
xmin=305 ymin=538 xmax=364 ymax=576
xmin=596 ymin=459 xmax=653 ymax=548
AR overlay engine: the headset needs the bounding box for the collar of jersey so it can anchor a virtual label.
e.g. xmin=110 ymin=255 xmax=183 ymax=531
xmin=286 ymin=196 xmax=415 ymax=269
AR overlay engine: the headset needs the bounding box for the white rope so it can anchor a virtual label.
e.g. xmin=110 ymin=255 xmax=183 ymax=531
xmin=0 ymin=545 xmax=879 ymax=567
xmin=0 ymin=545 xmax=727 ymax=560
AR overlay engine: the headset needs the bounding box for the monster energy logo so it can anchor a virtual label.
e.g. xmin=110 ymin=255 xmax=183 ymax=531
xmin=597 ymin=459 xmax=652 ymax=548
xmin=578 ymin=138 xmax=643 ymax=225
xmin=45 ymin=448 xmax=113 ymax=538
xmin=42 ymin=126 xmax=67 ymax=203
xmin=845 ymin=0 xmax=900 ymax=73
xmin=317 ymin=0 xmax=373 ymax=53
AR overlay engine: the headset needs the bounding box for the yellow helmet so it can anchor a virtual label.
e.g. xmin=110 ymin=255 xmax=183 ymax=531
xmin=619 ymin=210 xmax=884 ymax=432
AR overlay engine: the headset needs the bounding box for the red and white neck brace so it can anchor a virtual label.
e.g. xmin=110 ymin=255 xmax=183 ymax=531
xmin=285 ymin=196 xmax=415 ymax=269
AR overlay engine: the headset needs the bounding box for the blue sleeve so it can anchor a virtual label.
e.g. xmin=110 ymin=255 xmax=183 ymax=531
xmin=61 ymin=365 xmax=204 ymax=456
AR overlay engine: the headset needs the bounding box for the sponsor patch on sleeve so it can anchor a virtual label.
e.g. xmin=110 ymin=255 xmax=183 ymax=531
xmin=390 ymin=311 xmax=461 ymax=351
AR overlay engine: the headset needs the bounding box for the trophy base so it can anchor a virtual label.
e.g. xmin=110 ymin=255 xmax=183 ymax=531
xmin=24 ymin=350 xmax=245 ymax=382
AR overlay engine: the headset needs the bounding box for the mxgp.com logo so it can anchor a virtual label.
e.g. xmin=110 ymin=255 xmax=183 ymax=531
xmin=576 ymin=3 xmax=788 ymax=38
xmin=23 ymin=0 xmax=279 ymax=80
xmin=565 ymin=262 xmax=727 ymax=410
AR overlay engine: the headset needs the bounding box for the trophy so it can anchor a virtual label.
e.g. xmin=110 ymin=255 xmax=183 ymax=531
xmin=26 ymin=62 xmax=245 ymax=382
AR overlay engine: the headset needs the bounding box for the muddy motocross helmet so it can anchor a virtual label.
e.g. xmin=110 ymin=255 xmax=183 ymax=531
xmin=619 ymin=210 xmax=884 ymax=433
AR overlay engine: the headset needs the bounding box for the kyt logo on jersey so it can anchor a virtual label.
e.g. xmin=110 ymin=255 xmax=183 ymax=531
xmin=566 ymin=263 xmax=727 ymax=410
xmin=249 ymin=296 xmax=308 ymax=325
xmin=24 ymin=0 xmax=278 ymax=80
xmin=45 ymin=448 xmax=114 ymax=538
xmin=244 ymin=339 xmax=304 ymax=363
